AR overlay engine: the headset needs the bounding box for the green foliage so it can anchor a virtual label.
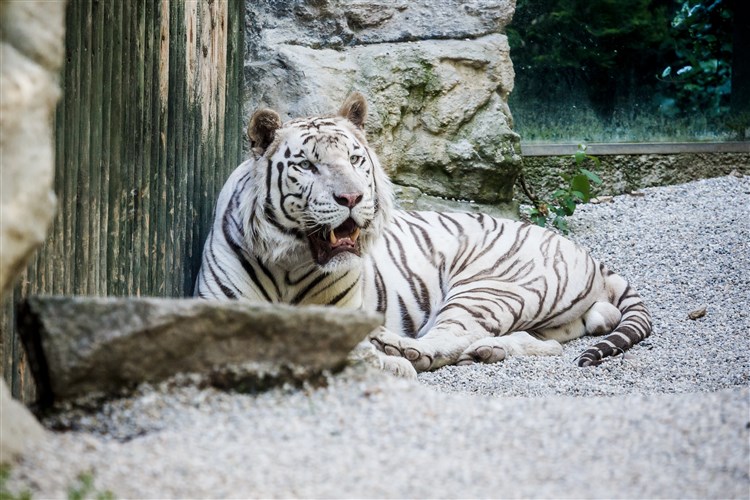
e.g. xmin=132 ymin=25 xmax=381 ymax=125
xmin=67 ymin=473 xmax=114 ymax=500
xmin=508 ymin=0 xmax=672 ymax=119
xmin=508 ymin=0 xmax=736 ymax=142
xmin=522 ymin=145 xmax=602 ymax=234
xmin=0 ymin=466 xmax=31 ymax=500
xmin=0 ymin=466 xmax=115 ymax=500
xmin=659 ymin=0 xmax=732 ymax=119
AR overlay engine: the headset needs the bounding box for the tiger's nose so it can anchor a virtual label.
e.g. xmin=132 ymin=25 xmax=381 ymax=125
xmin=334 ymin=192 xmax=363 ymax=208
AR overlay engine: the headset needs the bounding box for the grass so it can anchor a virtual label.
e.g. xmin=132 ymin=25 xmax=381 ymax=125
xmin=0 ymin=467 xmax=114 ymax=500
xmin=510 ymin=96 xmax=738 ymax=143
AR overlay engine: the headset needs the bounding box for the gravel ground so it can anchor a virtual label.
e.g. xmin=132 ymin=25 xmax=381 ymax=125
xmin=7 ymin=175 xmax=750 ymax=499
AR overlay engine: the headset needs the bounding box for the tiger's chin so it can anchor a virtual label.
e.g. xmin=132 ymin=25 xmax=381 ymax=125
xmin=307 ymin=217 xmax=363 ymax=268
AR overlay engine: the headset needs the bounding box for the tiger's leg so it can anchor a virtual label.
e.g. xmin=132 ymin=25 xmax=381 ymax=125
xmin=457 ymin=301 xmax=621 ymax=365
xmin=583 ymin=301 xmax=621 ymax=336
xmin=369 ymin=298 xmax=524 ymax=371
xmin=456 ymin=332 xmax=563 ymax=365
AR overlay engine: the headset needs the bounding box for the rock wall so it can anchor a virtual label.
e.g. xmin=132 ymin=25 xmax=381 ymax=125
xmin=0 ymin=1 xmax=67 ymax=299
xmin=244 ymin=0 xmax=520 ymax=208
xmin=523 ymin=152 xmax=750 ymax=199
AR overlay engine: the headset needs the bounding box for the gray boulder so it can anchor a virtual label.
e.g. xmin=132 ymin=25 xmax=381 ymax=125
xmin=18 ymin=297 xmax=381 ymax=405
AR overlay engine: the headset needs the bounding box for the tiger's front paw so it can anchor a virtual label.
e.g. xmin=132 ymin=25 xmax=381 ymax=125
xmin=368 ymin=327 xmax=472 ymax=372
xmin=371 ymin=337 xmax=434 ymax=372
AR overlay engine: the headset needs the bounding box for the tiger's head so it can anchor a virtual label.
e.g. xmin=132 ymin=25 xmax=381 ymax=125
xmin=241 ymin=93 xmax=393 ymax=271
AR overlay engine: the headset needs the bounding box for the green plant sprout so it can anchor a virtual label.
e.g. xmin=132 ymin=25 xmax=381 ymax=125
xmin=0 ymin=467 xmax=115 ymax=500
xmin=67 ymin=472 xmax=114 ymax=500
xmin=0 ymin=466 xmax=31 ymax=500
xmin=519 ymin=144 xmax=602 ymax=234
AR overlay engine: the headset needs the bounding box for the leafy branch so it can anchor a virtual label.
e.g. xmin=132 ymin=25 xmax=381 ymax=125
xmin=519 ymin=144 xmax=602 ymax=233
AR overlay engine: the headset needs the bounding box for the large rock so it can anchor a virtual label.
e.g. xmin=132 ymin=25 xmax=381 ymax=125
xmin=0 ymin=1 xmax=66 ymax=299
xmin=18 ymin=297 xmax=382 ymax=405
xmin=245 ymin=0 xmax=521 ymax=207
xmin=0 ymin=379 xmax=46 ymax=465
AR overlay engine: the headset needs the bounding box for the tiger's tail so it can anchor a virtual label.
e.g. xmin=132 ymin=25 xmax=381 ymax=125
xmin=577 ymin=272 xmax=653 ymax=367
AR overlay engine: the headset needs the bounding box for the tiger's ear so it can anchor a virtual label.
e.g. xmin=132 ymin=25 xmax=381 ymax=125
xmin=338 ymin=92 xmax=367 ymax=129
xmin=248 ymin=108 xmax=282 ymax=154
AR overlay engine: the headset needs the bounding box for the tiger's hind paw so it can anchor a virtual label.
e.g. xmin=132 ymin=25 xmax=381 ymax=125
xmin=458 ymin=332 xmax=563 ymax=365
xmin=371 ymin=337 xmax=434 ymax=371
xmin=380 ymin=355 xmax=418 ymax=379
xmin=350 ymin=339 xmax=418 ymax=379
xmin=456 ymin=344 xmax=507 ymax=365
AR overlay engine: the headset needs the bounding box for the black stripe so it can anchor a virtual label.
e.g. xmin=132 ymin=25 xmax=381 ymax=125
xmin=373 ymin=265 xmax=387 ymax=314
xmin=329 ymin=279 xmax=357 ymax=306
xmin=398 ymin=294 xmax=417 ymax=338
xmin=291 ymin=272 xmax=329 ymax=305
xmin=221 ymin=213 xmax=273 ymax=301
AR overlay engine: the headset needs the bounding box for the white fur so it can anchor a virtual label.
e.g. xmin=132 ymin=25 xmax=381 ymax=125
xmin=584 ymin=301 xmax=622 ymax=336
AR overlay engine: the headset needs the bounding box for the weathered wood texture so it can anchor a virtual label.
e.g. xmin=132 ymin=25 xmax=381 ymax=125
xmin=1 ymin=0 xmax=245 ymax=401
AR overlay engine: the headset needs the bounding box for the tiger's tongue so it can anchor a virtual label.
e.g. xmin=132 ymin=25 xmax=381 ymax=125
xmin=309 ymin=218 xmax=362 ymax=265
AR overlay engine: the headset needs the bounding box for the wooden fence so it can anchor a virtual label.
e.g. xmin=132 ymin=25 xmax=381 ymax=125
xmin=1 ymin=0 xmax=245 ymax=401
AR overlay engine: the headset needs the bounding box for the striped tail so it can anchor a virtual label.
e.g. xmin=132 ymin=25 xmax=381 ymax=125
xmin=577 ymin=283 xmax=653 ymax=367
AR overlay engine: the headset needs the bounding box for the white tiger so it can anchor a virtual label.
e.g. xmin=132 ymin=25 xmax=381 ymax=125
xmin=195 ymin=92 xmax=652 ymax=378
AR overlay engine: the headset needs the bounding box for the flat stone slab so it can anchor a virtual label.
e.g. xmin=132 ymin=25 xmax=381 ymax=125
xmin=18 ymin=297 xmax=381 ymax=406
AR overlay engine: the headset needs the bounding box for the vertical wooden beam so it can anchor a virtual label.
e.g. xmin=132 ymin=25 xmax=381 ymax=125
xmin=78 ymin=0 xmax=93 ymax=296
xmin=106 ymin=0 xmax=124 ymax=296
xmin=166 ymin=0 xmax=184 ymax=298
xmin=141 ymin=0 xmax=155 ymax=298
xmin=99 ymin=0 xmax=114 ymax=296
xmin=155 ymin=0 xmax=170 ymax=297
xmin=74 ymin=0 xmax=92 ymax=295
xmin=90 ymin=0 xmax=105 ymax=296
xmin=62 ymin=0 xmax=81 ymax=297
xmin=122 ymin=0 xmax=135 ymax=296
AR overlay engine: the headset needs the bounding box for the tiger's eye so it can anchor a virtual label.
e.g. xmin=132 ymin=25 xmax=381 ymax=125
xmin=350 ymin=155 xmax=361 ymax=165
xmin=299 ymin=160 xmax=313 ymax=170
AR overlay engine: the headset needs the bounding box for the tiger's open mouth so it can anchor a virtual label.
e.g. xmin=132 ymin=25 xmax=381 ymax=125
xmin=308 ymin=217 xmax=362 ymax=265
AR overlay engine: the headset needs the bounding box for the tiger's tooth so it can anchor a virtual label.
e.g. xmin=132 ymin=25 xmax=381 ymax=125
xmin=329 ymin=229 xmax=337 ymax=244
xmin=351 ymin=227 xmax=361 ymax=242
